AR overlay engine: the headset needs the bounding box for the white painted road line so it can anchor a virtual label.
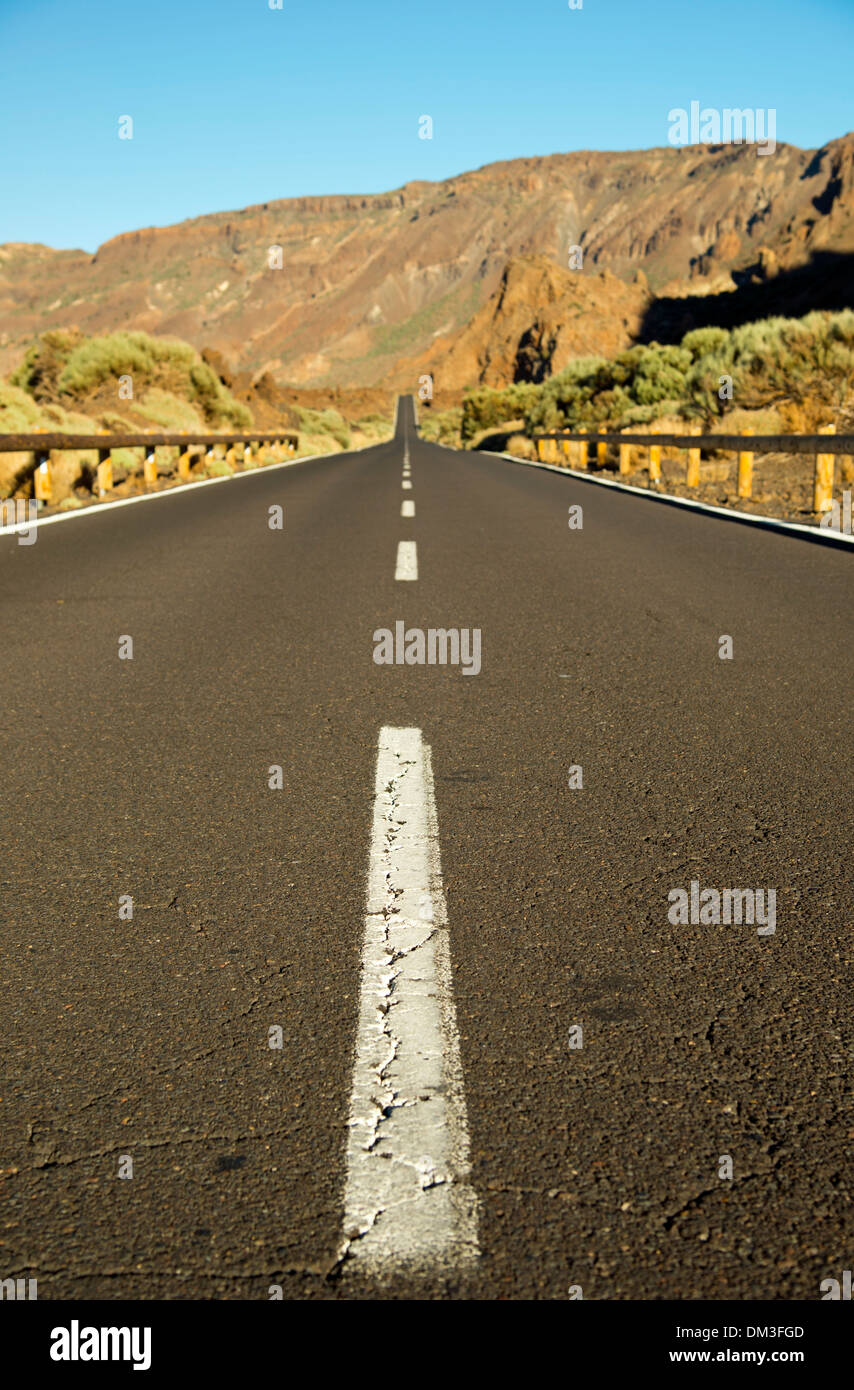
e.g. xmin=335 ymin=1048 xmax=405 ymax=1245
xmin=402 ymin=479 xmax=412 ymax=490
xmin=394 ymin=540 xmax=418 ymax=580
xmin=401 ymin=500 xmax=415 ymax=518
xmin=342 ymin=727 xmax=479 ymax=1274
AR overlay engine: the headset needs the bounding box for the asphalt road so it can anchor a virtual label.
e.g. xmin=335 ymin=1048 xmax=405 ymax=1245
xmin=1 ymin=395 xmax=851 ymax=1301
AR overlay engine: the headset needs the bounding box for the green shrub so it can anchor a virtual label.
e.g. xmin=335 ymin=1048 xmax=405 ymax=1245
xmin=0 ymin=380 xmax=44 ymax=431
xmin=56 ymin=332 xmax=196 ymax=395
xmin=461 ymin=383 xmax=540 ymax=442
xmin=295 ymin=407 xmax=351 ymax=448
xmin=187 ymin=362 xmax=251 ymax=428
xmin=419 ymin=406 xmax=463 ymax=446
xmin=514 ymin=309 xmax=854 ymax=434
xmin=354 ymin=413 xmax=394 ymax=441
xmin=134 ymin=388 xmax=204 ymax=431
xmin=9 ymin=329 xmax=252 ymax=430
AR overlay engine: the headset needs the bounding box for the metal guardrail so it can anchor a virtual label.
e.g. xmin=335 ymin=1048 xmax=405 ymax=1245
xmin=535 ymin=430 xmax=854 ymax=455
xmin=0 ymin=431 xmax=300 ymax=503
xmin=532 ymin=426 xmax=852 ymax=509
xmin=0 ymin=431 xmax=298 ymax=452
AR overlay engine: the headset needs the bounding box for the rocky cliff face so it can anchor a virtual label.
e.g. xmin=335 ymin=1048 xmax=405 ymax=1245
xmin=390 ymin=255 xmax=651 ymax=397
xmin=1 ymin=134 xmax=852 ymax=390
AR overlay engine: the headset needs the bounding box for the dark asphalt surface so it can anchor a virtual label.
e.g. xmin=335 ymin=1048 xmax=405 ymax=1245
xmin=1 ymin=396 xmax=851 ymax=1301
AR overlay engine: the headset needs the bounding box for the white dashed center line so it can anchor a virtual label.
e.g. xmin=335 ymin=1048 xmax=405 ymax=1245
xmin=402 ymin=479 xmax=412 ymax=490
xmin=401 ymin=500 xmax=415 ymax=518
xmin=341 ymin=726 xmax=479 ymax=1274
xmin=394 ymin=540 xmax=418 ymax=581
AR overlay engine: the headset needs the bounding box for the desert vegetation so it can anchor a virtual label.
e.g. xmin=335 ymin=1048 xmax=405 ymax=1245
xmin=10 ymin=328 xmax=253 ymax=431
xmin=458 ymin=309 xmax=854 ymax=446
xmin=0 ymin=329 xmax=393 ymax=503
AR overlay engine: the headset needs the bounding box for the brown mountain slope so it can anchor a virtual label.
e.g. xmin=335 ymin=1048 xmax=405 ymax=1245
xmin=1 ymin=135 xmax=853 ymax=387
xmin=391 ymin=255 xmax=651 ymax=397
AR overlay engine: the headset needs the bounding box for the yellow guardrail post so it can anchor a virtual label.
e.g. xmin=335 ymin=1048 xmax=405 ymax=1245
xmin=597 ymin=428 xmax=607 ymax=468
xmin=736 ymin=428 xmax=755 ymax=499
xmin=178 ymin=446 xmax=194 ymax=480
xmin=578 ymin=429 xmax=588 ymax=470
xmin=686 ymin=427 xmax=701 ymax=487
xmin=144 ymin=448 xmax=158 ymax=486
xmin=813 ymin=424 xmax=836 ymax=513
xmin=97 ymin=447 xmax=113 ymax=496
xmin=619 ymin=441 xmax=631 ymax=475
xmin=561 ymin=440 xmax=571 ymax=465
xmin=33 ymin=450 xmax=52 ymax=503
xmin=648 ymin=428 xmax=661 ymax=482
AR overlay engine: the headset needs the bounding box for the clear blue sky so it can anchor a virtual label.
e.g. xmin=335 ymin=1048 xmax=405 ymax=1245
xmin=1 ymin=0 xmax=851 ymax=252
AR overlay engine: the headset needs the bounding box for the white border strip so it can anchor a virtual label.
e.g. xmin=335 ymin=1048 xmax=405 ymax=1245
xmin=0 ymin=441 xmax=382 ymax=538
xmin=484 ymin=452 xmax=854 ymax=550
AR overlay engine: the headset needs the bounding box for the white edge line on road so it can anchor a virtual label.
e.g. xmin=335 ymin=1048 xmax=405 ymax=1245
xmin=0 ymin=440 xmax=383 ymax=538
xmin=401 ymin=500 xmax=415 ymax=518
xmin=394 ymin=539 xmax=418 ymax=580
xmin=341 ymin=726 xmax=479 ymax=1275
xmin=484 ymin=451 xmax=854 ymax=550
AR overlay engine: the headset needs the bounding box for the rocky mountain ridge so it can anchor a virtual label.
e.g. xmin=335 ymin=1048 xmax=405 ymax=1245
xmin=1 ymin=134 xmax=852 ymax=394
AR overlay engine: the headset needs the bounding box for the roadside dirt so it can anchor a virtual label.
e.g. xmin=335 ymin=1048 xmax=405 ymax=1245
xmin=490 ymin=433 xmax=854 ymax=529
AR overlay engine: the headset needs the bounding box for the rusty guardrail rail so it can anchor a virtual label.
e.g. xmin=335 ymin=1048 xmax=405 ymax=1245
xmin=0 ymin=430 xmax=300 ymax=504
xmin=533 ymin=426 xmax=854 ymax=511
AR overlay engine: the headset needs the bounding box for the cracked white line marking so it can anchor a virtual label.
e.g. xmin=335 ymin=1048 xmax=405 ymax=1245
xmin=341 ymin=727 xmax=479 ymax=1274
xmin=401 ymin=500 xmax=415 ymax=518
xmin=394 ymin=540 xmax=418 ymax=581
